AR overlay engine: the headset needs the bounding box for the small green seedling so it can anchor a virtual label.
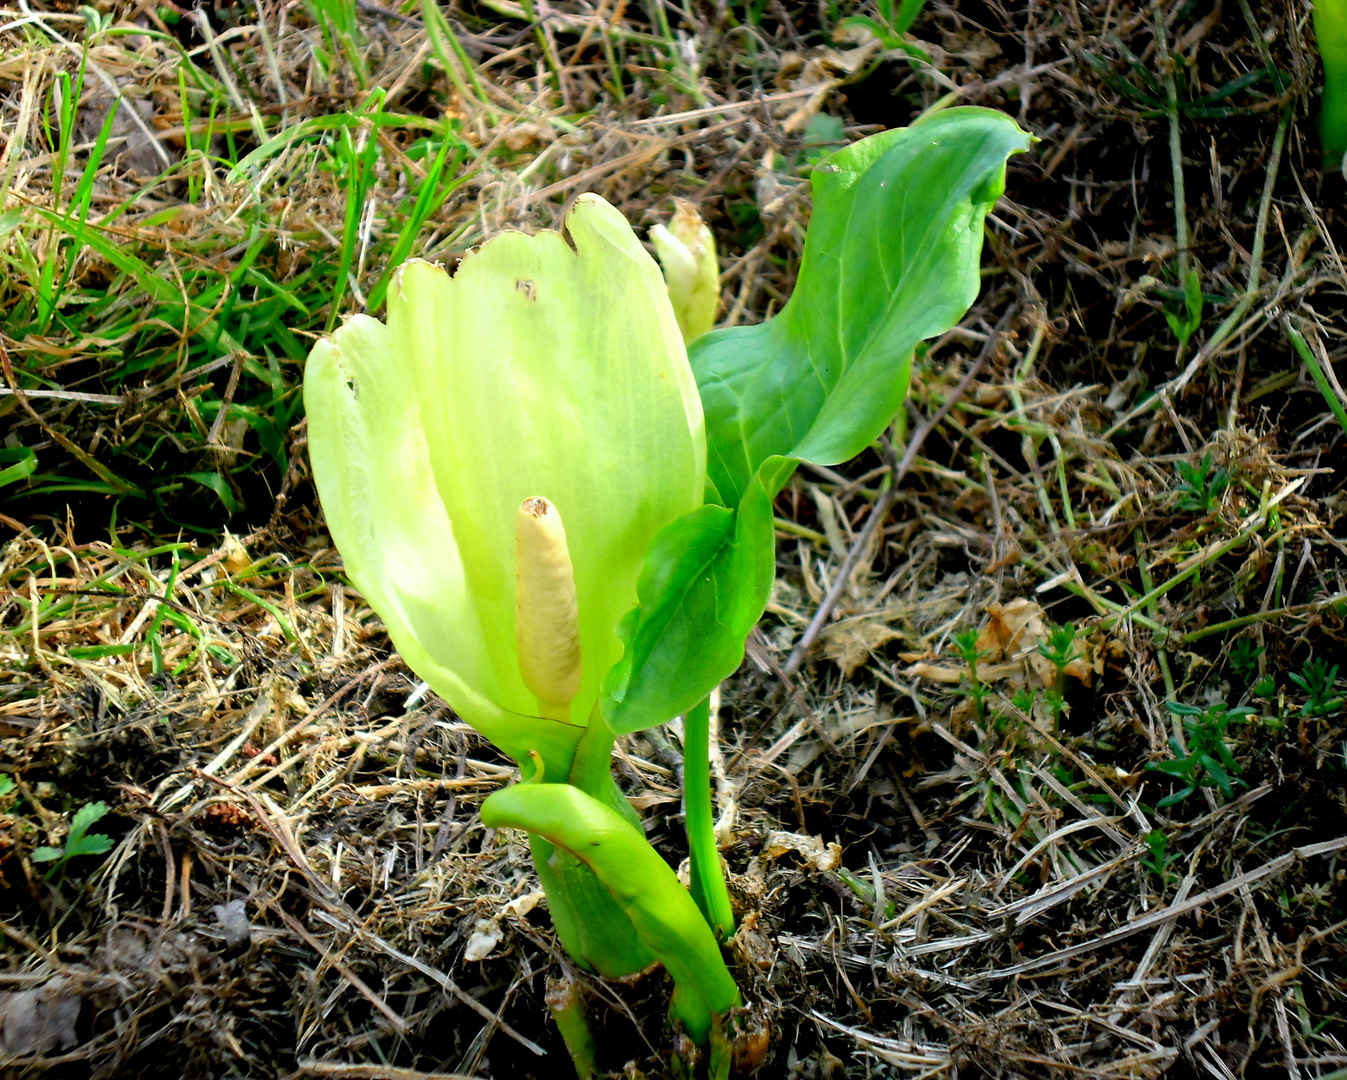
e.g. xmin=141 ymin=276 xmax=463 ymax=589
xmin=993 ymin=684 xmax=1038 ymax=733
xmin=0 ymin=774 xmax=14 ymax=799
xmin=836 ymin=0 xmax=930 ymax=60
xmin=1164 ymin=268 xmax=1204 ymax=353
xmin=1037 ymin=622 xmax=1080 ymax=674
xmin=952 ymin=628 xmax=992 ymax=719
xmin=1252 ymin=674 xmax=1277 ymax=699
xmin=1228 ymin=637 xmax=1264 ymax=681
xmin=1141 ymin=829 xmax=1180 ymax=888
xmin=1287 ymin=657 xmax=1343 ymax=717
xmin=1147 ymin=702 xmax=1253 ymax=808
xmin=1172 ymin=454 xmax=1230 ymax=514
xmin=836 ymin=866 xmax=897 ymax=923
xmin=1037 ymin=621 xmax=1080 ymax=703
xmin=1043 ymin=687 xmax=1066 ymax=722
xmin=31 ymin=801 xmax=114 ymax=875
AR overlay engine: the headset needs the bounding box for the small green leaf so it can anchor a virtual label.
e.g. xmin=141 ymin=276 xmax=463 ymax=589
xmin=30 ymin=847 xmax=63 ymax=863
xmin=67 ymin=800 xmax=110 ymax=845
xmin=892 ymin=0 xmax=928 ymax=32
xmin=179 ymin=471 xmax=238 ymax=514
xmin=65 ymin=832 xmax=114 ymax=859
xmin=67 ymin=643 xmax=137 ymax=660
xmin=602 ymin=457 xmax=792 ymax=735
xmin=0 ymin=447 xmax=37 ymax=490
xmin=836 ymin=14 xmax=902 ymax=49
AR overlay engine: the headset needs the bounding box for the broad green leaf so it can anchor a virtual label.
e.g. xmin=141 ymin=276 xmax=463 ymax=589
xmin=481 ymin=782 xmax=740 ymax=1044
xmin=528 ymin=834 xmax=656 ymax=978
xmin=692 ymin=107 xmax=1031 ymax=508
xmin=605 ymin=110 xmax=1027 ymax=733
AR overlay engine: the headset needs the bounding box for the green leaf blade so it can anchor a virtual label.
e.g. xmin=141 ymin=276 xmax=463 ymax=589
xmin=691 ymin=108 xmax=1031 ymax=508
xmin=602 ymin=457 xmax=791 ymax=735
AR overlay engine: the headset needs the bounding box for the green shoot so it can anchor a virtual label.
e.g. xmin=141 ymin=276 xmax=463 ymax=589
xmin=327 ymin=111 xmax=384 ymax=330
xmin=836 ymin=866 xmax=897 ymax=922
xmin=1228 ymin=637 xmax=1264 ymax=680
xmin=1141 ymin=830 xmax=1180 ymax=889
xmin=952 ymin=628 xmax=991 ymax=719
xmin=1011 ymin=685 xmax=1037 ymax=716
xmin=1037 ymin=621 xmax=1080 ymax=698
xmin=682 ymin=696 xmax=735 ymax=940
xmin=31 ymin=801 xmax=115 ymax=875
xmin=1285 ymin=323 xmax=1347 ymax=438
xmin=1172 ymin=454 xmax=1230 ymax=514
xmin=1043 ymin=687 xmax=1066 ymax=723
xmin=1163 ymin=268 xmax=1205 ymax=353
xmin=1147 ymin=701 xmax=1253 ymax=808
xmin=1287 ymin=657 xmax=1343 ymax=717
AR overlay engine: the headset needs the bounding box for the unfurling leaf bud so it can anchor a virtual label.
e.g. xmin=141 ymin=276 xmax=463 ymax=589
xmin=651 ymin=200 xmax=719 ymax=344
xmin=515 ymin=497 xmax=582 ymax=720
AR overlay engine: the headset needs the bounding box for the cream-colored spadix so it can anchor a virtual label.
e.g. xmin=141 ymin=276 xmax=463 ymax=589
xmin=515 ymin=497 xmax=582 ymax=721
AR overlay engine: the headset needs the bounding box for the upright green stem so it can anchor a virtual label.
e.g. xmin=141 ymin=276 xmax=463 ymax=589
xmin=1154 ymin=12 xmax=1189 ymax=286
xmin=683 ymin=695 xmax=735 ymax=940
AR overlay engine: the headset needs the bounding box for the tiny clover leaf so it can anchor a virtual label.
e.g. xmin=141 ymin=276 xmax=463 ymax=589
xmin=32 ymin=801 xmax=114 ymax=872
